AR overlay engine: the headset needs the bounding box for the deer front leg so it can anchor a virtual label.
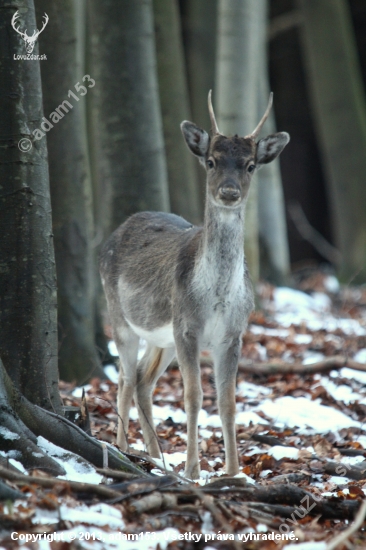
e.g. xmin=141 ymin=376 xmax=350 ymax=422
xmin=175 ymin=331 xmax=202 ymax=480
xmin=213 ymin=336 xmax=241 ymax=476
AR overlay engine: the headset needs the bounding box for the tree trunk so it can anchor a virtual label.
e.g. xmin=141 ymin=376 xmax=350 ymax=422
xmin=257 ymin=4 xmax=290 ymax=285
xmin=36 ymin=0 xmax=105 ymax=382
xmin=0 ymin=0 xmax=62 ymax=413
xmin=88 ymin=0 xmax=170 ymax=241
xmin=215 ymin=0 xmax=267 ymax=283
xmin=298 ymin=0 xmax=366 ymax=283
xmin=153 ymin=0 xmax=202 ymax=224
xmin=179 ymin=0 xmax=218 ymax=205
xmin=0 ymin=1 xmax=148 ymax=480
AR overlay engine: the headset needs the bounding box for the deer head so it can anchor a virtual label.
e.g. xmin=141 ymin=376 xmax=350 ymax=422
xmin=181 ymin=91 xmax=290 ymax=208
xmin=11 ymin=11 xmax=49 ymax=54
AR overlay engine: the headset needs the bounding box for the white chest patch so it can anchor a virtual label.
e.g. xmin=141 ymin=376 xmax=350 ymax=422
xmin=126 ymin=319 xmax=175 ymax=349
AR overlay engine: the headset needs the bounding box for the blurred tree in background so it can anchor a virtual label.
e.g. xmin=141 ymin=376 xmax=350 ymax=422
xmin=2 ymin=0 xmax=366 ymax=384
xmin=36 ymin=0 xmax=104 ymax=382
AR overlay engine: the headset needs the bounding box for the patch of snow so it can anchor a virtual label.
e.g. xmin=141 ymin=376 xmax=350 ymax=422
xmin=317 ymin=377 xmax=364 ymax=404
xmin=237 ymin=381 xmax=271 ymax=398
xmin=200 ymin=428 xmax=214 ymax=439
xmin=130 ymin=404 xmax=187 ymax=424
xmin=272 ymin=287 xmax=366 ymax=335
xmin=268 ymin=445 xmax=299 ymax=460
xmin=108 ymin=340 xmax=118 ymax=356
xmin=0 ymin=427 xmax=20 ymax=440
xmin=256 ymin=396 xmax=361 ymax=433
xmin=236 ymin=411 xmax=269 ymax=426
xmin=72 ymin=384 xmax=92 ymax=398
xmin=340 ymin=455 xmax=365 ymax=466
xmin=104 ymin=364 xmax=119 ymax=383
xmin=327 ymin=476 xmax=350 ymax=485
xmin=0 ymin=452 xmax=27 ymax=473
xmin=293 ymin=333 xmax=313 ymax=345
xmin=244 ymin=446 xmax=264 ymax=457
xmin=130 ymin=440 xmax=146 ymax=451
xmin=149 ymin=452 xmax=187 ymax=472
xmin=340 ymin=367 xmax=366 ymax=385
xmin=37 ymin=436 xmax=103 ymax=484
xmin=201 ymin=511 xmax=215 ymax=534
xmin=34 ymin=503 xmax=124 ymax=529
xmin=259 ymin=469 xmax=272 ymax=478
xmin=250 ymin=325 xmax=290 ymax=338
xmin=312 ymin=292 xmax=332 ymax=310
xmin=302 ymin=352 xmax=325 ymax=365
xmin=324 ymin=275 xmax=340 ymax=293
xmin=354 ymin=348 xmax=366 ymax=363
xmin=234 ymin=471 xmax=256 ymax=484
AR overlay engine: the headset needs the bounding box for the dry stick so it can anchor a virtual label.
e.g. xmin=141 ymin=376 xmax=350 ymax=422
xmin=96 ymin=467 xmax=140 ymax=480
xmin=326 ymin=499 xmax=366 ymax=550
xmin=0 ymin=466 xmax=121 ymax=500
xmin=189 ymin=485 xmax=242 ymax=550
xmin=201 ymin=355 xmax=366 ymax=375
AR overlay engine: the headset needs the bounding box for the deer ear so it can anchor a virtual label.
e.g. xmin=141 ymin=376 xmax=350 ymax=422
xmin=181 ymin=121 xmax=210 ymax=160
xmin=256 ymin=132 xmax=290 ymax=165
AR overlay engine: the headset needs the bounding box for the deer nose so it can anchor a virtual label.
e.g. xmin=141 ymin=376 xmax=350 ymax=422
xmin=218 ymin=182 xmax=241 ymax=202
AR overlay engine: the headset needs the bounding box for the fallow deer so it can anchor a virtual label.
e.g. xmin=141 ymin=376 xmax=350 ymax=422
xmin=100 ymin=92 xmax=289 ymax=478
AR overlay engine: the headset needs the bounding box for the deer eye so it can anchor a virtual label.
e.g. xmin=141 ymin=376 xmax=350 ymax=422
xmin=206 ymin=159 xmax=214 ymax=169
xmin=248 ymin=164 xmax=256 ymax=173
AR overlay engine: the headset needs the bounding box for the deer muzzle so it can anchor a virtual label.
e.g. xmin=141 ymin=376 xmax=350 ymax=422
xmin=217 ymin=181 xmax=241 ymax=204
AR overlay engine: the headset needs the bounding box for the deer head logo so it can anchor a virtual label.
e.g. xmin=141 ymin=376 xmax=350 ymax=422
xmin=11 ymin=11 xmax=49 ymax=54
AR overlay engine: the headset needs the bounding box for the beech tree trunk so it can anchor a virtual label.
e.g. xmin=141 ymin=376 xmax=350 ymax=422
xmin=216 ymin=0 xmax=267 ymax=283
xmin=180 ymin=0 xmax=218 ymax=205
xmin=257 ymin=3 xmax=290 ymax=284
xmin=153 ymin=0 xmax=202 ymax=224
xmin=36 ymin=0 xmax=104 ymax=382
xmin=0 ymin=0 xmax=62 ymax=412
xmin=88 ymin=0 xmax=170 ymax=241
xmin=298 ymin=0 xmax=366 ymax=283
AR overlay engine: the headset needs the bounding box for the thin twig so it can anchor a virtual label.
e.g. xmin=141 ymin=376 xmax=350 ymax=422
xmin=326 ymin=499 xmax=366 ymax=550
xmin=288 ymin=201 xmax=341 ymax=265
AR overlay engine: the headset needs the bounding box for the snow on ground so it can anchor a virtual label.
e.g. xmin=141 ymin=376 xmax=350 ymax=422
xmin=3 ymin=283 xmax=366 ymax=548
xmin=255 ymin=395 xmax=361 ymax=433
xmin=37 ymin=436 xmax=103 ymax=484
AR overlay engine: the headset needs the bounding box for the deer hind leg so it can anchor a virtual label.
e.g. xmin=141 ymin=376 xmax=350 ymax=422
xmin=135 ymin=345 xmax=175 ymax=458
xmin=113 ymin=323 xmax=140 ymax=451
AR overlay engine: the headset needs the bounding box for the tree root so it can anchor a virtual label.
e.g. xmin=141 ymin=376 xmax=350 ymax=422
xmin=0 ymin=358 xmax=149 ymax=476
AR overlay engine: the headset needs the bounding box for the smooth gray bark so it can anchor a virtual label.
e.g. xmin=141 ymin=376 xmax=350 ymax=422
xmin=298 ymin=0 xmax=366 ymax=283
xmin=257 ymin=3 xmax=290 ymax=285
xmin=154 ymin=0 xmax=201 ymax=224
xmin=36 ymin=0 xmax=104 ymax=382
xmin=0 ymin=0 xmax=62 ymax=412
xmin=216 ymin=0 xmax=267 ymax=282
xmin=180 ymin=0 xmax=218 ymax=204
xmin=88 ymin=0 xmax=170 ymax=240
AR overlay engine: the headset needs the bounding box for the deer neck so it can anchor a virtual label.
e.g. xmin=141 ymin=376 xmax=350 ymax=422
xmin=196 ymin=196 xmax=246 ymax=294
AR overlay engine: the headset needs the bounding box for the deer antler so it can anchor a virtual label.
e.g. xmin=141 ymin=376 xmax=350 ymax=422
xmin=245 ymin=92 xmax=273 ymax=139
xmin=208 ymin=90 xmax=220 ymax=135
xmin=11 ymin=11 xmax=28 ymax=39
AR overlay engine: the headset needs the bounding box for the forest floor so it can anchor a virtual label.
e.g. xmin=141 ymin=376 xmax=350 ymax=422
xmin=1 ymin=268 xmax=366 ymax=549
